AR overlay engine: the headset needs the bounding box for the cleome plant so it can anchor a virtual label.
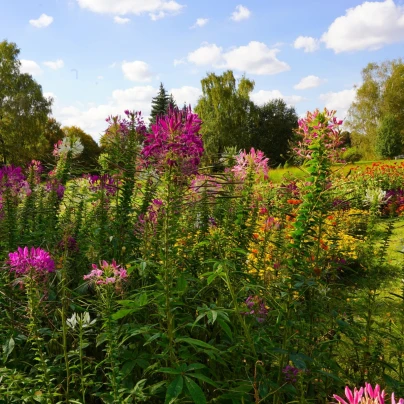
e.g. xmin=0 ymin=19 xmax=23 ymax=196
xmin=0 ymin=108 xmax=404 ymax=403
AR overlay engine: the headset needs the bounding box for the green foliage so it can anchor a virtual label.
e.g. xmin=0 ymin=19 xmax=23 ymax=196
xmin=376 ymin=114 xmax=402 ymax=158
xmin=0 ymin=40 xmax=52 ymax=165
xmin=1 ymin=107 xmax=404 ymax=403
xmin=343 ymin=147 xmax=363 ymax=163
xmin=347 ymin=59 xmax=404 ymax=159
xmin=195 ymin=70 xmax=255 ymax=165
xmin=250 ymin=99 xmax=298 ymax=166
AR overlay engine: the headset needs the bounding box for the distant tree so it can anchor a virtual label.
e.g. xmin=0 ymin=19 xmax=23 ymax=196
xmin=0 ymin=40 xmax=52 ymax=165
xmin=383 ymin=63 xmax=404 ymax=133
xmin=62 ymin=126 xmax=101 ymax=170
xmin=42 ymin=118 xmax=65 ymax=159
xmin=250 ymin=99 xmax=298 ymax=166
xmin=340 ymin=131 xmax=352 ymax=148
xmin=167 ymin=93 xmax=177 ymax=110
xmin=195 ymin=70 xmax=255 ymax=164
xmin=376 ymin=115 xmax=402 ymax=158
xmin=347 ymin=59 xmax=404 ymax=159
xmin=150 ymin=83 xmax=169 ymax=124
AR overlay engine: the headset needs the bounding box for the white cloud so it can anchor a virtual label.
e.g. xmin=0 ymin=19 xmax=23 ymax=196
xmin=20 ymin=60 xmax=43 ymax=76
xmin=109 ymin=62 xmax=117 ymax=68
xmin=43 ymin=59 xmax=64 ymax=70
xmin=191 ymin=18 xmax=209 ymax=28
xmin=186 ymin=41 xmax=290 ymax=75
xmin=122 ymin=61 xmax=153 ymax=82
xmin=187 ymin=43 xmax=223 ymax=66
xmin=294 ymin=75 xmax=326 ymax=90
xmin=321 ymin=0 xmax=404 ymax=53
xmin=54 ymin=84 xmax=202 ymax=141
xmin=293 ymin=36 xmax=320 ymax=52
xmin=29 ymin=13 xmax=54 ymax=28
xmin=231 ymin=5 xmax=251 ymax=21
xmin=114 ymin=16 xmax=130 ymax=24
xmin=76 ymin=0 xmax=184 ymax=20
xmin=97 ymin=75 xmax=104 ymax=80
xmin=319 ymin=89 xmax=356 ymax=118
xmin=173 ymin=58 xmax=186 ymax=66
xmin=56 ymin=85 xmax=156 ymax=141
xmin=169 ymin=86 xmax=202 ymax=107
xmin=251 ymin=90 xmax=305 ymax=106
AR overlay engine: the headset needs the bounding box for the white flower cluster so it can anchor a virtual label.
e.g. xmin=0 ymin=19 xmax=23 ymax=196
xmin=364 ymin=187 xmax=387 ymax=206
xmin=56 ymin=137 xmax=84 ymax=158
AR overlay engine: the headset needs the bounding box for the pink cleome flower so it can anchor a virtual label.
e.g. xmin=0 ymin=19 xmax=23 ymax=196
xmin=84 ymin=260 xmax=128 ymax=286
xmin=231 ymin=148 xmax=269 ymax=181
xmin=333 ymin=383 xmax=404 ymax=404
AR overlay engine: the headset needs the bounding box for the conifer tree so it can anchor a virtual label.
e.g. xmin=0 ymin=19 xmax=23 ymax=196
xmin=168 ymin=93 xmax=177 ymax=110
xmin=150 ymin=83 xmax=169 ymax=124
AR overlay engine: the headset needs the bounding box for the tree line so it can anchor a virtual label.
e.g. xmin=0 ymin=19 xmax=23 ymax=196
xmin=2 ymin=38 xmax=403 ymax=169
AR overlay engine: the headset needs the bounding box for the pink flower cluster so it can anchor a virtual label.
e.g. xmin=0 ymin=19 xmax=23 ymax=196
xmin=83 ymin=260 xmax=128 ymax=286
xmin=243 ymin=295 xmax=268 ymax=323
xmin=45 ymin=177 xmax=65 ymax=199
xmin=334 ymin=383 xmax=404 ymax=404
xmin=135 ymin=199 xmax=164 ymax=235
xmin=8 ymin=247 xmax=55 ymax=276
xmin=231 ymin=148 xmax=269 ymax=181
xmin=86 ymin=174 xmax=116 ymax=196
xmin=28 ymin=160 xmax=44 ymax=185
xmin=293 ymin=108 xmax=345 ymax=162
xmin=0 ymin=165 xmax=30 ymax=197
xmin=142 ymin=106 xmax=204 ymax=175
xmin=104 ymin=110 xmax=147 ymax=142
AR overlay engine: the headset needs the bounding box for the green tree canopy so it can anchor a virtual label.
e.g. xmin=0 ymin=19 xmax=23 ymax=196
xmin=62 ymin=126 xmax=101 ymax=171
xmin=250 ymin=99 xmax=298 ymax=166
xmin=347 ymin=59 xmax=404 ymax=159
xmin=0 ymin=40 xmax=52 ymax=165
xmin=375 ymin=115 xmax=402 ymax=159
xmin=194 ymin=70 xmax=255 ymax=164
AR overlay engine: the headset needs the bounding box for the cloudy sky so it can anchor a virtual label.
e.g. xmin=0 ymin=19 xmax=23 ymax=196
xmin=2 ymin=0 xmax=404 ymax=141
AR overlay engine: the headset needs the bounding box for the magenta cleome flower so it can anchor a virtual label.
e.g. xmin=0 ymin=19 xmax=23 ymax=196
xmin=8 ymin=247 xmax=55 ymax=276
xmin=84 ymin=260 xmax=128 ymax=286
xmin=142 ymin=106 xmax=204 ymax=176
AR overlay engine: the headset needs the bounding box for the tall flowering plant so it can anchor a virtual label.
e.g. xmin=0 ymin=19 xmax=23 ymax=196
xmin=142 ymin=106 xmax=204 ymax=176
xmin=6 ymin=247 xmax=55 ymax=400
xmin=83 ymin=260 xmax=128 ymax=402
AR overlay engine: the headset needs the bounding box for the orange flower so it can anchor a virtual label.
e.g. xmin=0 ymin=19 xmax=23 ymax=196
xmin=287 ymin=199 xmax=302 ymax=205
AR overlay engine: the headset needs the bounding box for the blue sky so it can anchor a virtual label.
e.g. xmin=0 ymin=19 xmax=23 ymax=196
xmin=1 ymin=0 xmax=404 ymax=141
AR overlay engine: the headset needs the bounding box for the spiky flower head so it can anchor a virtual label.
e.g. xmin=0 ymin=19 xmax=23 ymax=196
xmin=8 ymin=247 xmax=55 ymax=276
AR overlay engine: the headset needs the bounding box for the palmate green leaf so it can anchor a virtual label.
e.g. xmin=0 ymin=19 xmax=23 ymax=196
xmin=2 ymin=337 xmax=15 ymax=361
xmin=165 ymin=375 xmax=183 ymax=404
xmin=112 ymin=309 xmax=134 ymax=320
xmin=217 ymin=318 xmax=233 ymax=340
xmin=186 ymin=363 xmax=206 ymax=372
xmin=188 ymin=373 xmax=218 ymax=388
xmin=175 ymin=337 xmax=219 ymax=351
xmin=184 ymin=376 xmax=206 ymax=404
xmin=159 ymin=367 xmax=182 ymax=375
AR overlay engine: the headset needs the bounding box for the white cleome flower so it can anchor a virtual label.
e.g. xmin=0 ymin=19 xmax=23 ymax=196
xmin=364 ymin=188 xmax=386 ymax=206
